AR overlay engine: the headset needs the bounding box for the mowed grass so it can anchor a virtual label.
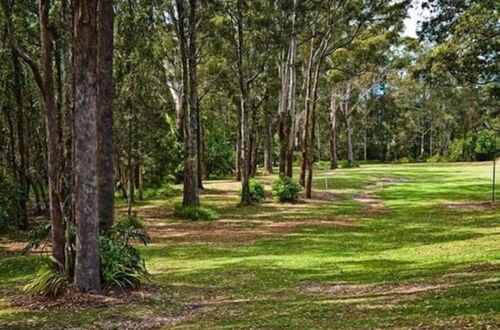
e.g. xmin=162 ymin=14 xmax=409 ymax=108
xmin=0 ymin=162 xmax=499 ymax=329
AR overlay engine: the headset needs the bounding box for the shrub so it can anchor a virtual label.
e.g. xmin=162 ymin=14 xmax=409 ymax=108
xmin=426 ymin=155 xmax=443 ymax=163
xmin=24 ymin=262 xmax=67 ymax=296
xmin=143 ymin=184 xmax=178 ymax=199
xmin=204 ymin=128 xmax=235 ymax=179
xmin=25 ymin=221 xmax=52 ymax=252
xmin=241 ymin=179 xmax=266 ymax=203
xmin=173 ymin=204 xmax=219 ymax=221
xmin=100 ymin=235 xmax=148 ymax=288
xmin=272 ymin=176 xmax=301 ymax=203
xmin=0 ymin=175 xmax=20 ymax=231
xmin=338 ymin=160 xmax=360 ymax=168
xmin=448 ymin=139 xmax=465 ymax=162
xmin=116 ymin=215 xmax=146 ymax=229
xmin=392 ymin=157 xmax=413 ymax=164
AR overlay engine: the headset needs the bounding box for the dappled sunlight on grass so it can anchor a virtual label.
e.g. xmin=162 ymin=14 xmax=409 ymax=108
xmin=1 ymin=162 xmax=499 ymax=328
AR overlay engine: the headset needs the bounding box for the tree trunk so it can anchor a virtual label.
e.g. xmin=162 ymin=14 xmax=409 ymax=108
xmin=178 ymin=0 xmax=199 ymax=206
xmin=73 ymin=0 xmax=101 ymax=292
xmin=300 ymin=40 xmax=315 ymax=188
xmin=11 ymin=52 xmax=28 ymax=230
xmin=346 ymin=114 xmax=353 ymax=166
xmin=236 ymin=0 xmax=251 ymax=205
xmin=277 ymin=0 xmax=297 ymax=178
xmin=41 ymin=0 xmax=66 ymax=271
xmin=264 ymin=123 xmax=273 ymax=174
xmin=363 ymin=128 xmax=367 ymax=161
xmin=304 ymin=65 xmax=320 ymax=198
xmin=127 ymin=119 xmax=134 ymax=216
xmin=97 ymin=0 xmax=114 ymax=231
xmin=235 ymin=125 xmax=242 ymax=181
xmin=329 ymin=92 xmax=338 ymax=170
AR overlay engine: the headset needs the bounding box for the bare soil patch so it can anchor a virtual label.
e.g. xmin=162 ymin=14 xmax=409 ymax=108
xmin=301 ymin=282 xmax=446 ymax=297
xmin=147 ymin=216 xmax=356 ymax=244
xmin=353 ymin=194 xmax=388 ymax=214
xmin=10 ymin=286 xmax=155 ymax=310
xmin=364 ymin=177 xmax=408 ymax=190
xmin=99 ymin=306 xmax=201 ymax=330
xmin=443 ymin=202 xmax=496 ymax=211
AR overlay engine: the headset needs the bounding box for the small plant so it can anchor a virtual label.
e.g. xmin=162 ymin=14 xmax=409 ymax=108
xmin=116 ymin=215 xmax=146 ymax=229
xmin=24 ymin=221 xmax=52 ymax=252
xmin=392 ymin=157 xmax=413 ymax=164
xmin=338 ymin=160 xmax=360 ymax=168
xmin=100 ymin=235 xmax=148 ymax=288
xmin=272 ymin=175 xmax=301 ymax=203
xmin=24 ymin=261 xmax=67 ymax=296
xmin=173 ymin=204 xmax=219 ymax=221
xmin=241 ymin=179 xmax=266 ymax=203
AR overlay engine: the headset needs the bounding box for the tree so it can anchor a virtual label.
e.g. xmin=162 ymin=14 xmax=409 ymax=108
xmin=97 ymin=0 xmax=115 ymax=231
xmin=73 ymin=0 xmax=101 ymax=292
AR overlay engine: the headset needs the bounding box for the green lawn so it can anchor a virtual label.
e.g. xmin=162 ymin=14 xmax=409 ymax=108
xmin=1 ymin=162 xmax=499 ymax=329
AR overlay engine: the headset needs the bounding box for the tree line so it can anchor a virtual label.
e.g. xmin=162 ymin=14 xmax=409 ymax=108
xmin=0 ymin=0 xmax=498 ymax=292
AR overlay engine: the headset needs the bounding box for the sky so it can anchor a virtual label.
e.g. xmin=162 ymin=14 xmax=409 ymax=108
xmin=402 ymin=0 xmax=429 ymax=38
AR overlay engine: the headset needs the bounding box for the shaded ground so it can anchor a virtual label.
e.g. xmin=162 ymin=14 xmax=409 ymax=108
xmin=0 ymin=162 xmax=499 ymax=329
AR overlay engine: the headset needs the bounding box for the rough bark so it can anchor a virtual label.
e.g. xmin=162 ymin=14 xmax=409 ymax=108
xmin=41 ymin=0 xmax=66 ymax=270
xmin=11 ymin=52 xmax=28 ymax=230
xmin=97 ymin=0 xmax=114 ymax=231
xmin=277 ymin=0 xmax=297 ymax=178
xmin=180 ymin=0 xmax=199 ymax=206
xmin=236 ymin=0 xmax=251 ymax=205
xmin=346 ymin=114 xmax=353 ymax=165
xmin=264 ymin=123 xmax=273 ymax=174
xmin=1 ymin=0 xmax=66 ymax=269
xmin=73 ymin=0 xmax=101 ymax=292
xmin=329 ymin=90 xmax=338 ymax=170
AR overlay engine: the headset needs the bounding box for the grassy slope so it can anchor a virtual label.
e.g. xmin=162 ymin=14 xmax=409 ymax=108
xmin=0 ymin=162 xmax=499 ymax=329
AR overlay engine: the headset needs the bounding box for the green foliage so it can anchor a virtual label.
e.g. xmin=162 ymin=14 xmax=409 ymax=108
xmin=116 ymin=215 xmax=146 ymax=229
xmin=338 ymin=160 xmax=360 ymax=168
xmin=203 ymin=128 xmax=235 ymax=179
xmin=174 ymin=204 xmax=220 ymax=221
xmin=0 ymin=175 xmax=20 ymax=231
xmin=463 ymin=130 xmax=499 ymax=161
xmin=100 ymin=235 xmax=148 ymax=289
xmin=242 ymin=179 xmax=266 ymax=203
xmin=272 ymin=176 xmax=301 ymax=203
xmin=25 ymin=221 xmax=52 ymax=252
xmin=392 ymin=157 xmax=413 ymax=164
xmin=426 ymin=155 xmax=444 ymax=163
xmin=23 ymin=262 xmax=67 ymax=297
xmin=474 ymin=130 xmax=499 ymax=161
xmin=143 ymin=183 xmax=178 ymax=199
xmin=448 ymin=139 xmax=465 ymax=162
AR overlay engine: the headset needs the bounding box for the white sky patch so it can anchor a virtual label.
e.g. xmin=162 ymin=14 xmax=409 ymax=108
xmin=403 ymin=0 xmax=430 ymax=38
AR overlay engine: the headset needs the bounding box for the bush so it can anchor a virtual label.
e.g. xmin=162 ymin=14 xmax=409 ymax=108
xmin=426 ymin=155 xmax=443 ymax=163
xmin=173 ymin=204 xmax=219 ymax=221
xmin=338 ymin=160 xmax=360 ymax=168
xmin=242 ymin=179 xmax=266 ymax=203
xmin=24 ymin=262 xmax=67 ymax=296
xmin=392 ymin=157 xmax=413 ymax=164
xmin=272 ymin=176 xmax=301 ymax=203
xmin=116 ymin=215 xmax=146 ymax=229
xmin=448 ymin=139 xmax=465 ymax=162
xmin=25 ymin=221 xmax=52 ymax=252
xmin=143 ymin=184 xmax=178 ymax=199
xmin=204 ymin=127 xmax=235 ymax=179
xmin=0 ymin=175 xmax=20 ymax=231
xmin=100 ymin=235 xmax=148 ymax=288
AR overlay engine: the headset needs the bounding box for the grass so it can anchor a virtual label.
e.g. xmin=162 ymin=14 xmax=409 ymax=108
xmin=0 ymin=162 xmax=499 ymax=328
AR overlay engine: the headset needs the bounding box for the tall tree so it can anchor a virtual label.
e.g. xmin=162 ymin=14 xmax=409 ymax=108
xmin=97 ymin=0 xmax=115 ymax=231
xmin=73 ymin=0 xmax=101 ymax=292
xmin=1 ymin=0 xmax=66 ymax=269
